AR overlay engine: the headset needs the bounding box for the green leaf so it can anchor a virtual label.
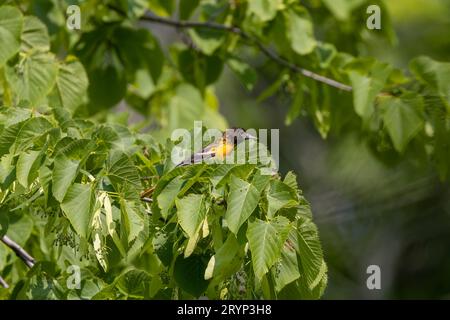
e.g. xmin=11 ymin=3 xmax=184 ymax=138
xmin=380 ymin=94 xmax=424 ymax=153
xmin=52 ymin=155 xmax=80 ymax=202
xmin=0 ymin=117 xmax=52 ymax=157
xmin=266 ymin=180 xmax=298 ymax=218
xmin=285 ymin=81 xmax=303 ymax=125
xmin=257 ymin=72 xmax=288 ymax=103
xmin=247 ymin=216 xmax=291 ymax=280
xmin=87 ymin=62 xmax=127 ymax=111
xmin=103 ymin=193 xmax=126 ymax=256
xmin=173 ymin=254 xmax=209 ymax=297
xmin=227 ymin=57 xmax=257 ymax=91
xmin=176 ymin=194 xmax=206 ymax=238
xmin=6 ymin=214 xmax=33 ymax=247
xmin=315 ymin=43 xmax=337 ymax=69
xmin=117 ymin=270 xmax=151 ymax=298
xmin=157 ymin=176 xmax=184 ymax=219
xmin=113 ymin=27 xmax=164 ymax=83
xmin=322 ymin=0 xmax=366 ymax=20
xmin=54 ymin=138 xmax=91 ymax=159
xmin=91 ymin=203 xmax=108 ymax=271
xmin=0 ymin=6 xmax=22 ymax=66
xmin=347 ymin=61 xmax=392 ymax=119
xmin=179 ymin=0 xmax=200 ymax=20
xmin=60 ymin=183 xmax=94 ymax=238
xmin=188 ymin=28 xmax=225 ymax=55
xmin=117 ymin=0 xmax=149 ymax=19
xmin=410 ymin=56 xmax=450 ymax=108
xmin=296 ymin=215 xmax=326 ymax=290
xmin=167 ymin=84 xmax=204 ymax=131
xmin=204 ymin=234 xmax=241 ymax=281
xmin=147 ymin=0 xmax=175 ymax=17
xmin=0 ymin=207 xmax=8 ymax=238
xmin=54 ymin=59 xmax=88 ymax=112
xmin=16 ymin=150 xmax=42 ymax=188
xmin=5 ymin=51 xmax=58 ymax=106
xmin=106 ymin=151 xmax=141 ymax=200
xmin=247 ymin=0 xmax=280 ymax=22
xmin=273 ymin=229 xmax=300 ymax=292
xmin=120 ymin=200 xmax=144 ymax=244
xmin=21 ymin=16 xmax=50 ymax=51
xmin=224 ymin=175 xmax=260 ymax=234
xmin=283 ymin=171 xmax=299 ymax=191
xmin=0 ymin=107 xmax=31 ymax=128
xmin=285 ymin=8 xmax=316 ymax=55
xmin=297 ymin=268 xmax=328 ymax=299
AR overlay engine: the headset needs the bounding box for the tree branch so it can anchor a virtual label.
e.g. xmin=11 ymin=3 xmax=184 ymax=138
xmin=140 ymin=13 xmax=353 ymax=92
xmin=0 ymin=275 xmax=9 ymax=289
xmin=1 ymin=235 xmax=35 ymax=268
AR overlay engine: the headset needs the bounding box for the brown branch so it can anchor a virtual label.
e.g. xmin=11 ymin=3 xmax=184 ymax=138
xmin=140 ymin=13 xmax=353 ymax=92
xmin=1 ymin=235 xmax=35 ymax=268
xmin=141 ymin=197 xmax=153 ymax=203
xmin=0 ymin=275 xmax=9 ymax=289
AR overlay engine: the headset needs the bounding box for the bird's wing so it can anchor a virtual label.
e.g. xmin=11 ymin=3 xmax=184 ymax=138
xmin=176 ymin=140 xmax=220 ymax=167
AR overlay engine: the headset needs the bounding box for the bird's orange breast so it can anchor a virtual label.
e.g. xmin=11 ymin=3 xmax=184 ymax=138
xmin=211 ymin=141 xmax=234 ymax=159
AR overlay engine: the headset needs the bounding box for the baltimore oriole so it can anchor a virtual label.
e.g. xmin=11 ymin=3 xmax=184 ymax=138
xmin=176 ymin=128 xmax=257 ymax=167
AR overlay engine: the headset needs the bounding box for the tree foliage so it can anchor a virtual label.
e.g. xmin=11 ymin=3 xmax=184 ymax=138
xmin=0 ymin=0 xmax=448 ymax=299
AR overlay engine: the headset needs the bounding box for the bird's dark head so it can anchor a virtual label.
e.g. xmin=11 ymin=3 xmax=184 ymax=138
xmin=224 ymin=128 xmax=257 ymax=144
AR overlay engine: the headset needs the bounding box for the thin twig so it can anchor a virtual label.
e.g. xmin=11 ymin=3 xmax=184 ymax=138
xmin=0 ymin=275 xmax=9 ymax=289
xmin=140 ymin=13 xmax=353 ymax=92
xmin=1 ymin=235 xmax=35 ymax=268
xmin=141 ymin=197 xmax=153 ymax=203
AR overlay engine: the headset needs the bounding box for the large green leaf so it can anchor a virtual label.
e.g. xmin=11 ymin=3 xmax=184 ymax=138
xmin=106 ymin=151 xmax=141 ymax=200
xmin=410 ymin=56 xmax=450 ymax=108
xmin=113 ymin=27 xmax=164 ymax=83
xmin=0 ymin=207 xmax=8 ymax=238
xmin=285 ymin=8 xmax=316 ymax=55
xmin=204 ymin=234 xmax=242 ymax=281
xmin=188 ymin=28 xmax=225 ymax=55
xmin=347 ymin=60 xmax=392 ymax=119
xmin=247 ymin=0 xmax=280 ymax=22
xmin=52 ymin=155 xmax=80 ymax=202
xmin=21 ymin=16 xmax=50 ymax=51
xmin=157 ymin=176 xmax=184 ymax=219
xmin=247 ymin=216 xmax=291 ymax=280
xmin=380 ymin=94 xmax=424 ymax=153
xmin=120 ymin=200 xmax=145 ymax=244
xmin=5 ymin=51 xmax=58 ymax=106
xmin=224 ymin=175 xmax=260 ymax=234
xmin=175 ymin=194 xmax=206 ymax=238
xmin=266 ymin=180 xmax=298 ymax=218
xmin=296 ymin=215 xmax=326 ymax=290
xmin=5 ymin=213 xmax=33 ymax=247
xmin=117 ymin=270 xmax=151 ymax=298
xmin=167 ymin=83 xmax=204 ymax=131
xmin=179 ymin=0 xmax=200 ymax=19
xmin=54 ymin=59 xmax=88 ymax=112
xmin=273 ymin=229 xmax=301 ymax=292
xmin=16 ymin=150 xmax=42 ymax=187
xmin=0 ymin=117 xmax=52 ymax=157
xmin=0 ymin=6 xmax=22 ymax=66
xmin=322 ymin=0 xmax=366 ymax=20
xmin=60 ymin=183 xmax=94 ymax=238
xmin=173 ymin=254 xmax=209 ymax=297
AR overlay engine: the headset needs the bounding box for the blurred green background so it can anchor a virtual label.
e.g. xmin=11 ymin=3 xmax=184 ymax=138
xmin=210 ymin=0 xmax=450 ymax=299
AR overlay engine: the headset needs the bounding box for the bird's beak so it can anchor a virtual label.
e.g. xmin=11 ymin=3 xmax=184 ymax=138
xmin=244 ymin=132 xmax=257 ymax=140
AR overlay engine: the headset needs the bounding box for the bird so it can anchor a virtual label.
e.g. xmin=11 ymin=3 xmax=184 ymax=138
xmin=176 ymin=128 xmax=257 ymax=167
